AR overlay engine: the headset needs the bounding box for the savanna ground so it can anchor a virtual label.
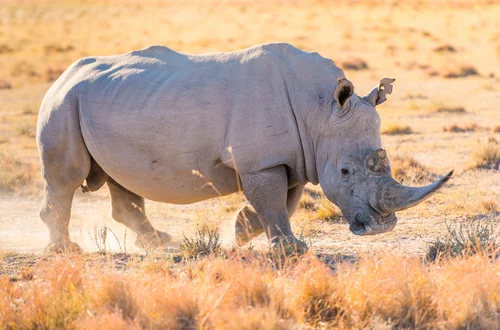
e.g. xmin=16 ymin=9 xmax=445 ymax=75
xmin=1 ymin=0 xmax=500 ymax=328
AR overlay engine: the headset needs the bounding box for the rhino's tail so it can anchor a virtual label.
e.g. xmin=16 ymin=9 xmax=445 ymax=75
xmin=81 ymin=157 xmax=109 ymax=193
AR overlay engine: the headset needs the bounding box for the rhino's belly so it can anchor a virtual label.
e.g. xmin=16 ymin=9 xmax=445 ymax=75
xmin=93 ymin=144 xmax=240 ymax=203
xmin=80 ymin=108 xmax=239 ymax=204
xmin=109 ymin=165 xmax=239 ymax=204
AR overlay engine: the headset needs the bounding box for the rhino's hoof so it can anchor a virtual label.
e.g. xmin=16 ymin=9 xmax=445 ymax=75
xmin=269 ymin=236 xmax=308 ymax=256
xmin=44 ymin=241 xmax=82 ymax=254
xmin=135 ymin=230 xmax=172 ymax=249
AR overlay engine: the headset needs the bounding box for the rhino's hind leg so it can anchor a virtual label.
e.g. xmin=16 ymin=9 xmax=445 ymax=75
xmin=41 ymin=183 xmax=84 ymax=253
xmin=107 ymin=178 xmax=172 ymax=249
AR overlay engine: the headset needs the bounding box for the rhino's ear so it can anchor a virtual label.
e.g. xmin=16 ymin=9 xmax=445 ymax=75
xmin=334 ymin=78 xmax=354 ymax=109
xmin=363 ymin=78 xmax=395 ymax=106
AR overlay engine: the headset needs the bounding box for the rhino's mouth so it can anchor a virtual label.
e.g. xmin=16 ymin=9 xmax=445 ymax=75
xmin=350 ymin=213 xmax=397 ymax=236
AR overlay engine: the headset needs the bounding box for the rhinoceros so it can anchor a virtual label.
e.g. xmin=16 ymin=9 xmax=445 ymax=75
xmin=36 ymin=43 xmax=452 ymax=253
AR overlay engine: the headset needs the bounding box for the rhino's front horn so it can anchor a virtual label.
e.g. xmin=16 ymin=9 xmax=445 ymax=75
xmin=372 ymin=170 xmax=454 ymax=214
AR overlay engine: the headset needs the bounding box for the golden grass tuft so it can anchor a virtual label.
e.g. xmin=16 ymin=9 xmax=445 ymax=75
xmin=434 ymin=105 xmax=467 ymax=114
xmin=426 ymin=220 xmax=498 ymax=261
xmin=471 ymin=137 xmax=500 ymax=170
xmin=339 ymin=57 xmax=369 ymax=71
xmin=315 ymin=197 xmax=343 ymax=222
xmin=433 ymin=44 xmax=457 ymax=53
xmin=0 ymin=79 xmax=12 ymax=89
xmin=391 ymin=155 xmax=434 ymax=184
xmin=442 ymin=65 xmax=479 ymax=78
xmin=3 ymin=251 xmax=500 ymax=329
xmin=15 ymin=123 xmax=36 ymax=137
xmin=382 ymin=124 xmax=413 ymax=135
xmin=479 ymin=198 xmax=499 ymax=213
xmin=443 ymin=123 xmax=478 ymax=133
xmin=179 ymin=224 xmax=222 ymax=258
xmin=0 ymin=149 xmax=39 ymax=192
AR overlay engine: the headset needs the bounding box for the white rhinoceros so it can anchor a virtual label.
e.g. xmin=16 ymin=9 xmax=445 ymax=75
xmin=36 ymin=43 xmax=452 ymax=252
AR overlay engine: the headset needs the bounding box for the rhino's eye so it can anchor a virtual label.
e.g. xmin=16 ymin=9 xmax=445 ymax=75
xmin=340 ymin=166 xmax=352 ymax=182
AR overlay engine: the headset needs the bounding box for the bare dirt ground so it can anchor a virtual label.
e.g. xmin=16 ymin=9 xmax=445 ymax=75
xmin=0 ymin=0 xmax=499 ymax=257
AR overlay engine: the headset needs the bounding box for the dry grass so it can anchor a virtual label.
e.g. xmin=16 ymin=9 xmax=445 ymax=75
xmin=2 ymin=251 xmax=500 ymax=329
xmin=433 ymin=44 xmax=457 ymax=53
xmin=179 ymin=224 xmax=223 ymax=258
xmin=315 ymin=197 xmax=343 ymax=222
xmin=443 ymin=123 xmax=478 ymax=133
xmin=472 ymin=137 xmax=500 ymax=170
xmin=382 ymin=124 xmax=413 ymax=135
xmin=434 ymin=105 xmax=467 ymax=114
xmin=339 ymin=57 xmax=369 ymax=71
xmin=426 ymin=219 xmax=499 ymax=261
xmin=390 ymin=155 xmax=435 ymax=185
xmin=442 ymin=65 xmax=479 ymax=78
xmin=0 ymin=149 xmax=39 ymax=193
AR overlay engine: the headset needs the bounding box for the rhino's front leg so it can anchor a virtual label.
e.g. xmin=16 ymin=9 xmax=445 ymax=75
xmin=235 ymin=184 xmax=305 ymax=246
xmin=240 ymin=167 xmax=306 ymax=251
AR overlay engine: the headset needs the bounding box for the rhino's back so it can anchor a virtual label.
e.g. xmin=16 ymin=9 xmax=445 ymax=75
xmin=70 ymin=44 xmax=303 ymax=202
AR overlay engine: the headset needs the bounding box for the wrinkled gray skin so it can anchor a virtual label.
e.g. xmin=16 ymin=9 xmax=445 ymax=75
xmin=36 ymin=43 xmax=452 ymax=253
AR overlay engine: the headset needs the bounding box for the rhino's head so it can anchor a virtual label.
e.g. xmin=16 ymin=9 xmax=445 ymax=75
xmin=315 ymin=78 xmax=452 ymax=235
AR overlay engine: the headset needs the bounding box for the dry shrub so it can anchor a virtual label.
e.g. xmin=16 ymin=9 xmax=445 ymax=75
xmin=382 ymin=124 xmax=413 ymax=135
xmin=10 ymin=61 xmax=38 ymax=78
xmin=0 ymin=149 xmax=38 ymax=192
xmin=391 ymin=155 xmax=434 ymax=184
xmin=430 ymin=255 xmax=500 ymax=329
xmin=89 ymin=275 xmax=138 ymax=321
xmin=76 ymin=310 xmax=141 ymax=330
xmin=288 ymin=255 xmax=343 ymax=326
xmin=299 ymin=187 xmax=323 ymax=211
xmin=44 ymin=43 xmax=75 ymax=55
xmin=442 ymin=123 xmax=478 ymax=132
xmin=434 ymin=105 xmax=466 ymax=114
xmin=493 ymin=125 xmax=500 ymax=133
xmin=472 ymin=137 xmax=500 ymax=170
xmin=19 ymin=257 xmax=86 ymax=329
xmin=433 ymin=44 xmax=457 ymax=53
xmin=45 ymin=67 xmax=65 ymax=82
xmin=298 ymin=193 xmax=316 ymax=210
xmin=135 ymin=278 xmax=202 ymax=329
xmin=426 ymin=220 xmax=498 ymax=261
xmin=210 ymin=306 xmax=294 ymax=330
xmin=15 ymin=123 xmax=36 ymax=137
xmin=336 ymin=254 xmax=437 ymax=329
xmin=179 ymin=224 xmax=222 ymax=258
xmin=0 ymin=277 xmax=17 ymax=329
xmin=3 ymin=251 xmax=500 ymax=328
xmin=479 ymin=198 xmax=499 ymax=213
xmin=316 ymin=197 xmax=343 ymax=222
xmin=340 ymin=57 xmax=369 ymax=70
xmin=0 ymin=79 xmax=12 ymax=89
xmin=0 ymin=44 xmax=14 ymax=54
xmin=442 ymin=65 xmax=479 ymax=78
